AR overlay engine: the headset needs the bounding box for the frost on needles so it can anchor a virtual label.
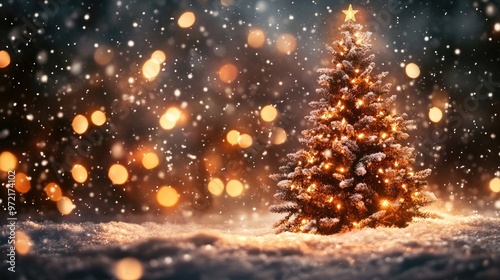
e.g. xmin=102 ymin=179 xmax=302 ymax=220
xmin=270 ymin=21 xmax=436 ymax=235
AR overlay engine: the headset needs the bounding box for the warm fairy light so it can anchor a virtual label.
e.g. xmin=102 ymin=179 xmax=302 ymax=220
xmin=0 ymin=50 xmax=11 ymax=68
xmin=91 ymin=110 xmax=106 ymax=126
xmin=157 ymin=186 xmax=179 ymax=207
xmin=490 ymin=178 xmax=500 ymax=193
xmin=351 ymin=79 xmax=356 ymax=83
xmin=378 ymin=168 xmax=384 ymax=174
xmin=355 ymin=69 xmax=360 ymax=73
xmin=226 ymin=130 xmax=240 ymax=145
xmin=57 ymin=196 xmax=75 ymax=215
xmin=381 ymin=200 xmax=389 ymax=208
xmin=93 ymin=45 xmax=114 ymax=65
xmin=336 ymin=63 xmax=342 ymax=68
xmin=208 ymin=178 xmax=225 ymax=196
xmin=324 ymin=163 xmax=330 ymax=169
xmin=357 ymin=133 xmax=364 ymax=139
xmin=328 ymin=196 xmax=333 ymax=203
xmin=260 ymin=105 xmax=278 ymax=122
xmin=336 ymin=203 xmax=341 ymax=210
xmin=394 ymin=161 xmax=399 ymax=167
xmin=151 ymin=50 xmax=166 ymax=64
xmin=381 ymin=132 xmax=387 ymax=139
xmin=178 ymin=11 xmax=196 ymax=28
xmin=71 ymin=164 xmax=88 ymax=183
xmin=353 ymin=222 xmax=359 ymax=227
xmin=402 ymin=184 xmax=407 ymax=191
xmin=226 ymin=179 xmax=244 ymax=197
xmin=405 ymin=63 xmax=421 ymax=79
xmin=428 ymin=107 xmax=443 ymax=123
xmin=218 ymin=63 xmax=238 ymax=83
xmin=72 ymin=114 xmax=89 ymax=134
xmin=391 ymin=125 xmax=397 ymax=131
xmin=384 ymin=179 xmax=389 ymax=183
xmin=142 ymin=152 xmax=159 ymax=169
xmin=45 ymin=182 xmax=62 ymax=201
xmin=159 ymin=107 xmax=182 ymax=130
xmin=271 ymin=127 xmax=287 ymax=145
xmin=15 ymin=231 xmax=32 ymax=255
xmin=357 ymin=99 xmax=363 ymax=106
xmin=247 ymin=28 xmax=266 ymax=48
xmin=15 ymin=172 xmax=31 ymax=193
xmin=108 ymin=164 xmax=129 ymax=185
xmin=0 ymin=151 xmax=17 ymax=172
xmin=114 ymin=257 xmax=143 ymax=280
xmin=238 ymin=134 xmax=253 ymax=148
xmin=142 ymin=59 xmax=161 ymax=80
xmin=307 ymin=183 xmax=316 ymax=192
xmin=339 ymin=167 xmax=345 ymax=173
xmin=276 ymin=33 xmax=297 ymax=54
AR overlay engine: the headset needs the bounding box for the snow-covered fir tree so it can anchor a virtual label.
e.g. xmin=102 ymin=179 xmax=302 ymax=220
xmin=270 ymin=5 xmax=436 ymax=235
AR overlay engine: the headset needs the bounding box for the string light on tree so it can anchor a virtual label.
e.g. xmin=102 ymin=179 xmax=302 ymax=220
xmin=270 ymin=5 xmax=436 ymax=235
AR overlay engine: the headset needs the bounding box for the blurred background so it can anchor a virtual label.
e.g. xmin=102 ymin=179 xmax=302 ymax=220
xmin=0 ymin=0 xmax=499 ymax=222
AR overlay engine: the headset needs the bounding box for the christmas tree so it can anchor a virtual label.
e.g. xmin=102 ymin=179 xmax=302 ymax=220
xmin=270 ymin=5 xmax=436 ymax=235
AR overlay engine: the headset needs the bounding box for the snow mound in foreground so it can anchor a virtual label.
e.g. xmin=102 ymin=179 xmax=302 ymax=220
xmin=1 ymin=213 xmax=499 ymax=280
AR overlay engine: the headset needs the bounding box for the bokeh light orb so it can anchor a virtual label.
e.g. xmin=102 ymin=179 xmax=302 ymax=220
xmin=15 ymin=231 xmax=32 ymax=255
xmin=0 ymin=151 xmax=17 ymax=172
xmin=94 ymin=46 xmax=114 ymax=65
xmin=271 ymin=127 xmax=287 ymax=145
xmin=490 ymin=178 xmax=500 ymax=193
xmin=71 ymin=164 xmax=88 ymax=183
xmin=248 ymin=28 xmax=266 ymax=48
xmin=142 ymin=59 xmax=161 ymax=80
xmin=57 ymin=196 xmax=75 ymax=215
xmin=260 ymin=105 xmax=278 ymax=122
xmin=204 ymin=152 xmax=222 ymax=174
xmin=276 ymin=33 xmax=297 ymax=54
xmin=218 ymin=63 xmax=238 ymax=83
xmin=159 ymin=107 xmax=182 ymax=130
xmin=45 ymin=182 xmax=63 ymax=201
xmin=226 ymin=130 xmax=240 ymax=145
xmin=114 ymin=257 xmax=143 ymax=280
xmin=142 ymin=152 xmax=159 ymax=170
xmin=157 ymin=186 xmax=179 ymax=207
xmin=428 ymin=107 xmax=443 ymax=123
xmin=15 ymin=172 xmax=31 ymax=193
xmin=108 ymin=164 xmax=129 ymax=185
xmin=226 ymin=179 xmax=244 ymax=197
xmin=91 ymin=110 xmax=106 ymax=126
xmin=0 ymin=50 xmax=11 ymax=68
xmin=208 ymin=178 xmax=224 ymax=196
xmin=405 ymin=63 xmax=421 ymax=79
xmin=151 ymin=50 xmax=166 ymax=64
xmin=72 ymin=114 xmax=89 ymax=134
xmin=178 ymin=11 xmax=196 ymax=28
xmin=238 ymin=134 xmax=253 ymax=148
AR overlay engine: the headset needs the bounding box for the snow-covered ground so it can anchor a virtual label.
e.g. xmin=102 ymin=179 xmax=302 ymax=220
xmin=1 ymin=212 xmax=499 ymax=280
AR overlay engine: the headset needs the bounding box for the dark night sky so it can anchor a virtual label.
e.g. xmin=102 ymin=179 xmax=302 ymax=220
xmin=0 ymin=0 xmax=499 ymax=220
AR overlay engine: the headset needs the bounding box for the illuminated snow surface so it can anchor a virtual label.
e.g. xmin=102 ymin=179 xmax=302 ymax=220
xmin=1 ymin=212 xmax=499 ymax=280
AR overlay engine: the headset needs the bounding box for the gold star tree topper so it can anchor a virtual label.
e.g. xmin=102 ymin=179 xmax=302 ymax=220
xmin=342 ymin=4 xmax=358 ymax=22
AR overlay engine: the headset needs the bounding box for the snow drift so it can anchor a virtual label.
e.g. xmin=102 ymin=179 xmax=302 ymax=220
xmin=1 ymin=212 xmax=499 ymax=280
